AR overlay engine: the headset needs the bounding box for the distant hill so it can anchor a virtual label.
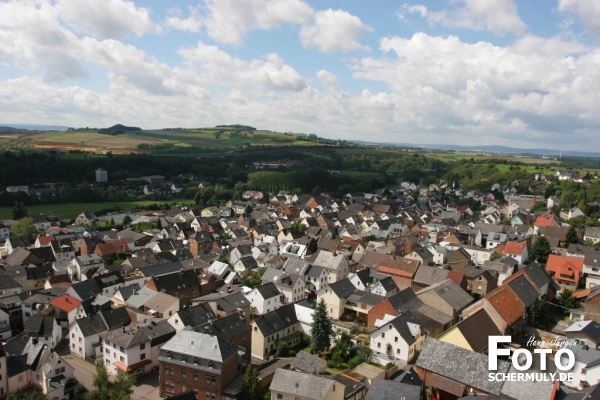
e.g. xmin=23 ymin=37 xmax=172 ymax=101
xmin=351 ymin=140 xmax=600 ymax=158
xmin=0 ymin=124 xmax=71 ymax=131
xmin=97 ymin=124 xmax=141 ymax=135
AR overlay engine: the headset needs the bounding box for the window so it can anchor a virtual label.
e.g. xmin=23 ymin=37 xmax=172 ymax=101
xmin=120 ymin=347 xmax=124 ymax=352
xmin=193 ymin=358 xmax=198 ymax=365
xmin=105 ymin=339 xmax=109 ymax=345
xmin=120 ymin=356 xmax=124 ymax=362
xmin=394 ymin=337 xmax=398 ymax=343
xmin=193 ymin=373 xmax=198 ymax=382
xmin=79 ymin=337 xmax=82 ymax=343
xmin=277 ymin=395 xmax=283 ymax=400
xmin=71 ymin=333 xmax=75 ymax=338
xmin=181 ymin=369 xmax=186 ymax=379
xmin=377 ymin=342 xmax=381 ymax=348
xmin=381 ymin=332 xmax=385 ymax=338
xmin=140 ymin=343 xmax=146 ymax=350
xmin=396 ymin=348 xmax=401 ymax=354
xmin=106 ymin=348 xmax=110 ymax=354
xmin=140 ymin=353 xmax=146 ymax=360
xmin=206 ymin=375 xmax=216 ymax=385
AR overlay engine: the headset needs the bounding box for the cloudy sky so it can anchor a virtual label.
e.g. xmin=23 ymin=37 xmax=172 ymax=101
xmin=1 ymin=0 xmax=599 ymax=151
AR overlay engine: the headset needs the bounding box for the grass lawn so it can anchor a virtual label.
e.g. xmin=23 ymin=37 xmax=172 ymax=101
xmin=0 ymin=199 xmax=195 ymax=220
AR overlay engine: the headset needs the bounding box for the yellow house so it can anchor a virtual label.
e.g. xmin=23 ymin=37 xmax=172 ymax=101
xmin=438 ymin=308 xmax=501 ymax=353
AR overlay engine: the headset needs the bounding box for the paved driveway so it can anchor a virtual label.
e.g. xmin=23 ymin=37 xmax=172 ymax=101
xmin=132 ymin=372 xmax=161 ymax=400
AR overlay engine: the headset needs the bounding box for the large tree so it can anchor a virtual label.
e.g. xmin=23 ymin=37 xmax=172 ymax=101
xmin=11 ymin=201 xmax=28 ymax=220
xmin=87 ymin=363 xmax=135 ymax=400
xmin=565 ymin=226 xmax=579 ymax=247
xmin=311 ymin=299 xmax=332 ymax=354
xmin=241 ymin=364 xmax=261 ymax=400
xmin=528 ymin=236 xmax=552 ymax=264
xmin=11 ymin=217 xmax=38 ymax=242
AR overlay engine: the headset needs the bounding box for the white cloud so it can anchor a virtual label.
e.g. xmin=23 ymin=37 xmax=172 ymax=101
xmin=402 ymin=0 xmax=527 ymax=36
xmin=558 ymin=0 xmax=600 ymax=38
xmin=178 ymin=42 xmax=306 ymax=91
xmin=300 ymin=9 xmax=371 ymax=53
xmin=202 ymin=0 xmax=314 ymax=45
xmin=166 ymin=6 xmax=203 ymax=33
xmin=316 ymin=70 xmax=339 ymax=91
xmin=56 ymin=0 xmax=160 ymax=39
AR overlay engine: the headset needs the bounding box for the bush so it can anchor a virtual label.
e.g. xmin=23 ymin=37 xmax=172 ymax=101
xmin=347 ymin=355 xmax=363 ymax=370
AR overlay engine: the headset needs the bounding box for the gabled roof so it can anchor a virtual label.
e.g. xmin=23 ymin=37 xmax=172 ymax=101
xmin=49 ymin=294 xmax=80 ymax=313
xmin=415 ymin=279 xmax=473 ymax=312
xmin=504 ymin=240 xmax=527 ymax=255
xmin=253 ymin=303 xmax=298 ymax=336
xmin=375 ymin=312 xmax=420 ymax=345
xmin=254 ymin=282 xmax=282 ymax=299
xmin=201 ymin=312 xmax=250 ymax=341
xmin=24 ymin=315 xmax=56 ymax=337
xmin=101 ymin=319 xmax=175 ymax=349
xmin=412 ymin=266 xmax=449 ymax=286
xmin=328 ymin=278 xmax=356 ymax=298
xmin=149 ymin=269 xmax=200 ymax=293
xmin=270 ymin=368 xmax=337 ymax=400
xmin=174 ymin=303 xmax=216 ymax=328
xmin=75 ymin=313 xmax=108 ymax=337
xmin=565 ymin=320 xmax=600 ymax=342
xmin=449 ymin=309 xmax=501 ymax=353
xmin=416 ymin=337 xmax=509 ymax=395
xmin=506 ymin=274 xmax=540 ymax=307
xmin=365 ymin=379 xmax=421 ymax=400
xmin=215 ymin=292 xmax=251 ymax=312
xmin=487 ymin=286 xmax=526 ymax=326
xmin=100 ymin=306 xmax=131 ymax=330
xmin=160 ymin=330 xmax=238 ymax=362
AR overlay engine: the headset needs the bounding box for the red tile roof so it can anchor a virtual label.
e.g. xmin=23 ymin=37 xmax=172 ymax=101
xmin=545 ymin=255 xmax=584 ymax=285
xmin=50 ymin=294 xmax=81 ymax=313
xmin=487 ymin=286 xmax=526 ymax=326
xmin=36 ymin=236 xmax=54 ymax=247
xmin=535 ymin=215 xmax=558 ymax=227
xmin=504 ymin=240 xmax=527 ymax=255
xmin=447 ymin=270 xmax=465 ymax=287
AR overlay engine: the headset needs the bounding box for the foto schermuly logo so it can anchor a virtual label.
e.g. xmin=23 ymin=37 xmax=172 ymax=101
xmin=488 ymin=335 xmax=575 ymax=382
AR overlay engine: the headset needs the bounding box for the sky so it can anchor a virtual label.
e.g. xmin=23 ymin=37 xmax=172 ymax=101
xmin=1 ymin=0 xmax=600 ymax=152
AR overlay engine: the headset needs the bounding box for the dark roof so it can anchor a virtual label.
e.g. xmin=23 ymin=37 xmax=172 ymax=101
xmin=24 ymin=315 xmax=55 ymax=337
xmin=416 ymin=337 xmax=510 ymax=395
xmin=176 ymin=303 xmax=217 ymax=328
xmin=520 ymin=262 xmax=552 ymax=290
xmin=452 ymin=309 xmax=501 ymax=353
xmin=329 ymin=278 xmax=356 ymax=298
xmin=387 ymin=288 xmax=423 ymax=312
xmin=254 ymin=303 xmax=298 ymax=336
xmin=365 ymin=379 xmax=421 ymax=400
xmin=6 ymin=354 xmax=29 ymax=377
xmin=333 ymin=374 xmax=366 ymax=399
xmin=139 ymin=261 xmax=190 ymax=277
xmin=384 ymin=313 xmax=420 ymax=345
xmin=150 ymin=269 xmax=200 ymax=293
xmin=100 ymin=307 xmax=131 ymax=330
xmin=393 ymin=367 xmax=422 ymax=387
xmin=101 ymin=319 xmax=175 ymax=349
xmin=76 ymin=313 xmax=108 ymax=337
xmin=255 ymin=282 xmax=282 ymax=299
xmin=216 ymin=292 xmax=250 ymax=312
xmin=201 ymin=313 xmax=250 ymax=341
xmin=507 ymin=274 xmax=538 ymax=307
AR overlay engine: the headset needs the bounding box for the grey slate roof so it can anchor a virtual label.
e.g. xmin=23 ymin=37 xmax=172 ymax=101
xmin=520 ymin=262 xmax=552 ymax=290
xmin=329 ymin=278 xmax=356 ymax=298
xmin=416 ymin=279 xmax=473 ymax=312
xmin=254 ymin=282 xmax=282 ymax=299
xmin=160 ymin=330 xmax=238 ymax=362
xmin=76 ymin=313 xmax=108 ymax=337
xmin=416 ymin=337 xmax=510 ymax=395
xmin=291 ymin=350 xmax=326 ymax=374
xmin=412 ymin=265 xmax=449 ymax=285
xmin=24 ymin=315 xmax=55 ymax=337
xmin=500 ymin=365 xmax=557 ymax=400
xmin=270 ymin=368 xmax=338 ymax=400
xmin=175 ymin=302 xmax=216 ymax=328
xmin=365 ymin=379 xmax=421 ymax=400
xmin=101 ymin=319 xmax=175 ymax=349
xmin=254 ymin=303 xmax=298 ymax=336
xmin=216 ymin=292 xmax=250 ymax=312
xmin=200 ymin=313 xmax=250 ymax=341
xmin=507 ymin=274 xmax=539 ymax=307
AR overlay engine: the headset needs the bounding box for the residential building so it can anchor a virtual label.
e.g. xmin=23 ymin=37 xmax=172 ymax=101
xmin=250 ymin=303 xmax=301 ymax=361
xmin=158 ymin=330 xmax=239 ymax=399
xmin=370 ymin=313 xmax=424 ymax=367
xmin=101 ymin=319 xmax=176 ymax=376
xmin=245 ymin=282 xmax=283 ymax=315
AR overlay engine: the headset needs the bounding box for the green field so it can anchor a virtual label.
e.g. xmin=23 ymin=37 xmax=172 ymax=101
xmin=0 ymin=199 xmax=195 ymax=220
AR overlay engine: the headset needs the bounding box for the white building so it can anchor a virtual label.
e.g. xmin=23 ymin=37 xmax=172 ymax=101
xmin=370 ymin=313 xmax=424 ymax=367
xmin=244 ymin=282 xmax=283 ymax=315
xmin=100 ymin=319 xmax=176 ymax=376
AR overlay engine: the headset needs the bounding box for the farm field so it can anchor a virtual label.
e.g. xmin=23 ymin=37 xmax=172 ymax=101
xmin=0 ymin=199 xmax=194 ymax=220
xmin=0 ymin=128 xmax=325 ymax=153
